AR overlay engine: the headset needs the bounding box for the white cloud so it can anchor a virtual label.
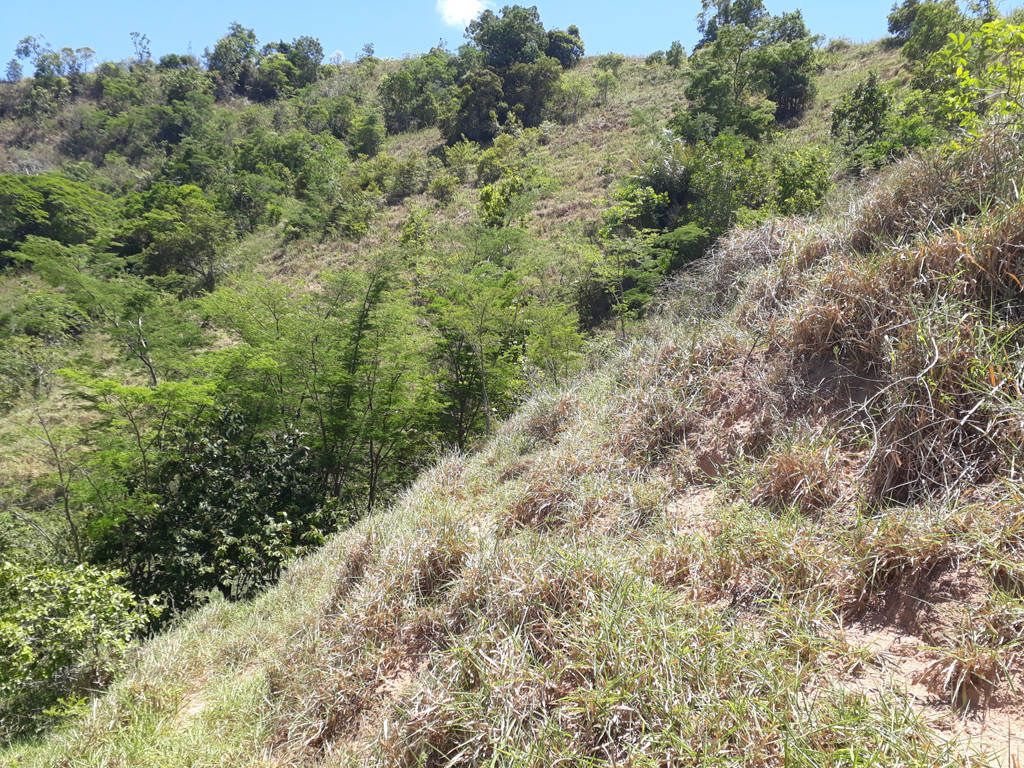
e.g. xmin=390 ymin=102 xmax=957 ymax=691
xmin=437 ymin=0 xmax=484 ymax=27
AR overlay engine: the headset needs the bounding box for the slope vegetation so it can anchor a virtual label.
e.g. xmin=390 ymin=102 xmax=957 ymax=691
xmin=6 ymin=121 xmax=1024 ymax=766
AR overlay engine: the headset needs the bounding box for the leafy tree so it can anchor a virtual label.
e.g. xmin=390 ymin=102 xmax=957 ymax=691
xmin=157 ymin=53 xmax=201 ymax=70
xmin=591 ymin=232 xmax=669 ymax=338
xmin=205 ymin=22 xmax=258 ymax=96
xmin=27 ymin=242 xmax=206 ymax=385
xmin=4 ymin=59 xmax=22 ymax=82
xmin=503 ymin=55 xmax=561 ymax=125
xmin=678 ymin=24 xmax=776 ymax=140
xmin=696 ymin=0 xmax=769 ymax=48
xmin=831 ymin=72 xmax=893 ymax=146
xmin=545 ymin=25 xmax=585 ymax=68
xmin=831 ymin=73 xmax=939 ymax=168
xmin=666 ymin=40 xmax=686 ymax=68
xmin=674 ymin=7 xmax=818 ymax=138
xmin=379 ymin=69 xmax=418 ymax=133
xmin=596 ymin=52 xmax=626 ymax=76
xmin=466 ymin=5 xmax=549 ymax=69
xmin=900 ymin=0 xmax=968 ymax=61
xmin=262 ymin=36 xmax=323 ymax=87
xmin=758 ymin=11 xmax=818 ymax=120
xmin=443 ymin=69 xmax=505 ymax=144
xmin=555 ymin=71 xmax=595 ymax=123
xmin=596 ymin=69 xmax=618 ymax=103
xmin=0 ymin=175 xmax=115 ymax=259
xmin=349 ymin=109 xmax=386 ymax=157
xmin=88 ymin=410 xmax=329 ymax=611
xmin=116 ymin=183 xmax=232 ymax=292
xmin=378 ymin=48 xmax=459 ymax=134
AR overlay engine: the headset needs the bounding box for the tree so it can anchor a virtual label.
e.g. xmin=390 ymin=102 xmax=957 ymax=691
xmin=443 ymin=69 xmax=505 ymax=144
xmin=87 ymin=409 xmax=329 ymax=610
xmin=680 ymin=24 xmax=775 ymax=140
xmin=116 ymin=183 xmax=232 ymax=293
xmin=831 ymin=72 xmax=893 ymax=147
xmin=285 ymin=35 xmax=324 ymax=86
xmin=666 ymin=40 xmax=686 ymax=68
xmin=674 ymin=7 xmax=818 ymax=138
xmin=933 ymin=18 xmax=1024 ymax=133
xmin=545 ymin=26 xmax=585 ymax=68
xmin=251 ymin=53 xmax=300 ymax=100
xmin=4 ymin=59 xmax=22 ymax=82
xmin=555 ymin=71 xmax=595 ymax=123
xmin=26 ymin=242 xmax=207 ymax=385
xmin=205 ymin=22 xmax=258 ymax=96
xmin=503 ymin=55 xmax=561 ymax=126
xmin=759 ymin=12 xmax=818 ymax=120
xmin=0 ymin=174 xmax=115 ymax=258
xmin=596 ymin=52 xmax=626 ymax=76
xmin=696 ymin=0 xmax=769 ymax=48
xmin=129 ymin=32 xmax=151 ymax=64
xmin=900 ymin=0 xmax=968 ymax=61
xmin=466 ymin=5 xmax=548 ymax=69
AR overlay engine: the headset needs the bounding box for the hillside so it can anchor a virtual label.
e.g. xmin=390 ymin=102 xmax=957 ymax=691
xmin=5 ymin=128 xmax=1024 ymax=766
xmin=3 ymin=3 xmax=1024 ymax=765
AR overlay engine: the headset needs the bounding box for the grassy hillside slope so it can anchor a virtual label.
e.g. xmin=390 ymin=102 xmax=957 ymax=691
xmin=5 ymin=110 xmax=1024 ymax=766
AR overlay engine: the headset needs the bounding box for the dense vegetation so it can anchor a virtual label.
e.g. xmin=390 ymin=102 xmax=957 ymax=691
xmin=2 ymin=0 xmax=1024 ymax=756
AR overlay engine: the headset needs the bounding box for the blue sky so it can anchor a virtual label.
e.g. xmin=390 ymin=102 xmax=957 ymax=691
xmin=1 ymin=0 xmax=904 ymax=68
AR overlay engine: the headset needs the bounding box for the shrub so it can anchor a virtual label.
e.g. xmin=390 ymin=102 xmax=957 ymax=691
xmin=89 ymin=411 xmax=332 ymax=613
xmin=428 ymin=172 xmax=458 ymax=205
xmin=478 ymin=173 xmax=529 ymax=227
xmin=0 ymin=563 xmax=154 ymax=739
xmin=349 ymin=110 xmax=385 ymax=157
xmin=444 ymin=139 xmax=481 ymax=184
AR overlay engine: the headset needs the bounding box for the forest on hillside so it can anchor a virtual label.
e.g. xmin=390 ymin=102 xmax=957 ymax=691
xmin=1 ymin=0 xmax=1023 ymax=743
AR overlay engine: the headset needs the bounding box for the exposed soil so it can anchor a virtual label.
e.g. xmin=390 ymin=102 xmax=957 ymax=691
xmin=841 ymin=565 xmax=1024 ymax=767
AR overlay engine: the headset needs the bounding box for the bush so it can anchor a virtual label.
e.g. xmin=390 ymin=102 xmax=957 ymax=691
xmin=444 ymin=139 xmax=481 ymax=184
xmin=0 ymin=562 xmax=153 ymax=739
xmin=90 ymin=411 xmax=332 ymax=613
xmin=478 ymin=173 xmax=530 ymax=227
xmin=831 ymin=74 xmax=939 ymax=171
xmin=428 ymin=172 xmax=458 ymax=205
xmin=349 ymin=110 xmax=385 ymax=157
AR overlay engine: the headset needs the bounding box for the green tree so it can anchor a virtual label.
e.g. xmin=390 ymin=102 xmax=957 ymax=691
xmin=545 ymin=25 xmax=585 ymax=68
xmin=901 ymin=0 xmax=968 ymax=61
xmin=696 ymin=0 xmax=769 ymax=48
xmin=0 ymin=174 xmax=115 ymax=259
xmin=117 ymin=184 xmax=232 ymax=292
xmin=27 ymin=241 xmax=206 ymax=385
xmin=503 ymin=55 xmax=561 ymax=125
xmin=5 ymin=59 xmax=23 ymax=82
xmin=555 ymin=71 xmax=594 ymax=123
xmin=443 ymin=69 xmax=506 ymax=144
xmin=466 ymin=5 xmax=549 ymax=69
xmin=205 ymin=22 xmax=258 ymax=96
xmin=666 ymin=40 xmax=686 ymax=68
xmin=679 ymin=24 xmax=776 ymax=140
xmin=87 ymin=409 xmax=329 ymax=611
